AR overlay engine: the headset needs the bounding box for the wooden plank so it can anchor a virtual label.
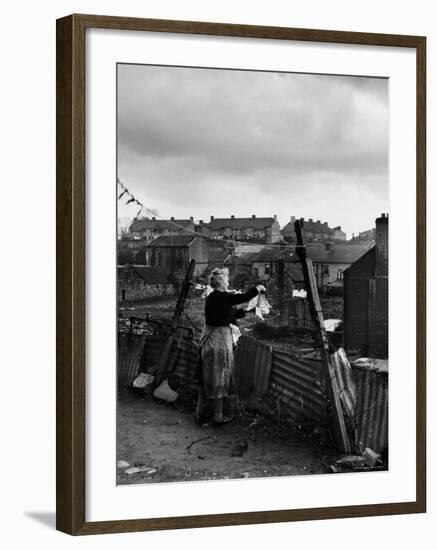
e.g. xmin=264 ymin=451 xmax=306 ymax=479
xmin=154 ymin=260 xmax=196 ymax=385
xmin=294 ymin=221 xmax=351 ymax=454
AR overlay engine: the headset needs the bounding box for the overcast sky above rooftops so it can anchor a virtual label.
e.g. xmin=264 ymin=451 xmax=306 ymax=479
xmin=117 ymin=63 xmax=388 ymax=238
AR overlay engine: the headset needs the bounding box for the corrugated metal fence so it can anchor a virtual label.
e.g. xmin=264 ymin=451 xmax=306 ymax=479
xmin=233 ymin=337 xmax=272 ymax=398
xmin=268 ymin=345 xmax=327 ymax=425
xmin=118 ymin=332 xmax=148 ymax=386
xmin=118 ymin=325 xmax=388 ymax=455
xmin=352 ymin=360 xmax=388 ymax=454
xmin=117 ymin=329 xmax=198 ymax=390
xmin=233 ymin=335 xmax=388 ymax=453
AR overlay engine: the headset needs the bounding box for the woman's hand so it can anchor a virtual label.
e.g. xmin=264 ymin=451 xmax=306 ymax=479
xmin=256 ymin=284 xmax=267 ymax=294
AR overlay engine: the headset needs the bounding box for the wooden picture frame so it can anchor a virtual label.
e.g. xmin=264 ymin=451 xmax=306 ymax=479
xmin=56 ymin=13 xmax=426 ymax=535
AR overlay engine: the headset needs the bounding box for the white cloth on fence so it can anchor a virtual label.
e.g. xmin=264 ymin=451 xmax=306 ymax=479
xmin=230 ymin=323 xmax=242 ymax=345
xmin=246 ymin=293 xmax=271 ymax=320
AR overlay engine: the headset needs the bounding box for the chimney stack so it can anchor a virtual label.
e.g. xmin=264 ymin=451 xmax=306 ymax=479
xmin=252 ymin=214 xmax=256 ymax=219
xmin=152 ymin=217 xmax=156 ymax=221
xmin=190 ymin=216 xmax=194 ymax=222
xmin=170 ymin=216 xmax=174 ymax=220
xmin=317 ymin=219 xmax=321 ymax=224
xmin=231 ymin=215 xmax=235 ymax=219
xmin=210 ymin=216 xmax=214 ymax=221
xmin=375 ymin=213 xmax=389 ymax=276
xmin=290 ymin=215 xmax=296 ymax=223
xmin=309 ymin=218 xmax=313 ymax=222
xmin=273 ymin=214 xmax=277 ymax=221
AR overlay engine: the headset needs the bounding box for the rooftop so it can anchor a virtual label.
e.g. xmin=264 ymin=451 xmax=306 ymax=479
xmin=147 ymin=234 xmax=197 ymax=247
xmin=130 ymin=217 xmax=194 ymax=232
xmin=290 ymin=243 xmax=371 ymax=264
xmin=282 ymin=218 xmax=334 ymax=235
xmin=209 ymin=216 xmax=278 ymax=230
xmin=252 ymin=246 xmax=295 ymax=263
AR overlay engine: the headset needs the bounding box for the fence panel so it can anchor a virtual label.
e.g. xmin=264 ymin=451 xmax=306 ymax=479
xmin=234 ymin=335 xmax=272 ymax=398
xmin=352 ymin=359 xmax=388 ymax=455
xmin=268 ymin=346 xmax=327 ymax=425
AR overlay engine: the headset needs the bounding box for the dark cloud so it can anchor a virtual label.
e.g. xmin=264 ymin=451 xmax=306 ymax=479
xmin=117 ymin=64 xmax=388 ymax=236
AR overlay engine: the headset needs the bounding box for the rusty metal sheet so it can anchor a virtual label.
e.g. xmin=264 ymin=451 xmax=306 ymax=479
xmin=234 ymin=335 xmax=273 ymax=398
xmin=268 ymin=347 xmax=327 ymax=425
xmin=117 ymin=332 xmax=147 ymax=386
xmin=352 ymin=361 xmax=388 ymax=454
xmin=119 ymin=333 xmax=199 ymax=389
xmin=331 ymin=348 xmax=357 ymax=420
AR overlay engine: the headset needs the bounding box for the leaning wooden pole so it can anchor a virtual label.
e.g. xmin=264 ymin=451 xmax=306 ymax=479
xmin=154 ymin=259 xmax=196 ymax=385
xmin=294 ymin=220 xmax=351 ymax=454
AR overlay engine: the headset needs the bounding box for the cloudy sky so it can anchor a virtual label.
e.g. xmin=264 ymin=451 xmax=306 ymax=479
xmin=117 ymin=63 xmax=388 ymax=238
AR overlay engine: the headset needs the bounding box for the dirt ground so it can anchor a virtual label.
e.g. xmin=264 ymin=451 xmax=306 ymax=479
xmin=116 ymin=388 xmax=335 ymax=485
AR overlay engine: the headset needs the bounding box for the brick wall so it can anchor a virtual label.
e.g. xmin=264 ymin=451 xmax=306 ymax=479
xmin=118 ymin=268 xmax=176 ymax=301
xmin=368 ymin=276 xmax=389 ymax=358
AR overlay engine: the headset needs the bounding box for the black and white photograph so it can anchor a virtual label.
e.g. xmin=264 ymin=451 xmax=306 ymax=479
xmin=116 ymin=63 xmax=389 ymax=485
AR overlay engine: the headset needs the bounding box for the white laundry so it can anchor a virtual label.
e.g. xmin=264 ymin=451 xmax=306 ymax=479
xmin=247 ymin=293 xmax=271 ymax=320
xmin=292 ymin=289 xmax=307 ymax=298
xmin=205 ymin=285 xmax=214 ymax=297
xmin=230 ymin=323 xmax=242 ymax=345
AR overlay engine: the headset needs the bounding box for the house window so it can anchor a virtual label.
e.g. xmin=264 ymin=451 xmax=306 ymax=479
xmin=253 ymin=267 xmax=259 ymax=278
xmin=323 ymin=265 xmax=329 ymax=276
xmin=265 ymin=263 xmax=270 ymax=275
xmin=337 ymin=269 xmax=344 ymax=280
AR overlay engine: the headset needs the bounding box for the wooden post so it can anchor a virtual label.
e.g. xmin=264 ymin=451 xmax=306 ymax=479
xmin=294 ymin=220 xmax=351 ymax=454
xmin=154 ymin=259 xmax=196 ymax=385
xmin=277 ymin=257 xmax=287 ymax=325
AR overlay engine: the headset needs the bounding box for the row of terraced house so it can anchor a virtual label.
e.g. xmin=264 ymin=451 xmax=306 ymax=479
xmin=126 ymin=214 xmax=349 ymax=245
xmin=118 ymin=214 xmax=376 ymax=294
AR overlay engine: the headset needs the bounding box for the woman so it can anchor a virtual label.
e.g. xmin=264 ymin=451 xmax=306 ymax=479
xmin=195 ymin=268 xmax=266 ymax=426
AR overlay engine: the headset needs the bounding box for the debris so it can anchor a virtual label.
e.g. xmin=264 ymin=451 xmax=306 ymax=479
xmin=132 ymin=372 xmax=155 ymax=392
xmin=231 ymin=440 xmax=249 ymax=457
xmin=363 ymin=447 xmax=381 ymax=467
xmin=117 ymin=460 xmax=130 ymax=469
xmin=124 ymin=465 xmax=155 ymax=475
xmin=352 ymin=357 xmax=389 ymax=374
xmin=124 ymin=467 xmax=142 ymax=475
xmin=186 ymin=435 xmax=211 ymax=455
xmin=335 ymin=455 xmax=367 ymax=469
xmin=324 ymin=319 xmax=343 ymax=332
xmin=153 ymin=378 xmax=179 ymax=402
xmin=330 ymin=452 xmax=385 ymax=473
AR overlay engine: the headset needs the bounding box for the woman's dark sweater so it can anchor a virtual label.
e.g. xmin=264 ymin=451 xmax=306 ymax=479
xmin=205 ymin=288 xmax=258 ymax=327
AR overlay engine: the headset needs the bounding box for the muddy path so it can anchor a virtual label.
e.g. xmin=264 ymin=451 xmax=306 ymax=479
xmin=116 ymin=388 xmax=335 ymax=485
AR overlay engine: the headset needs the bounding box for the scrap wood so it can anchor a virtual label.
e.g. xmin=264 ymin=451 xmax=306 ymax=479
xmin=294 ymin=219 xmax=351 ymax=455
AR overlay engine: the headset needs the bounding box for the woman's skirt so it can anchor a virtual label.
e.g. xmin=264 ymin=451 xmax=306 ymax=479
xmin=199 ymin=325 xmax=234 ymax=399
